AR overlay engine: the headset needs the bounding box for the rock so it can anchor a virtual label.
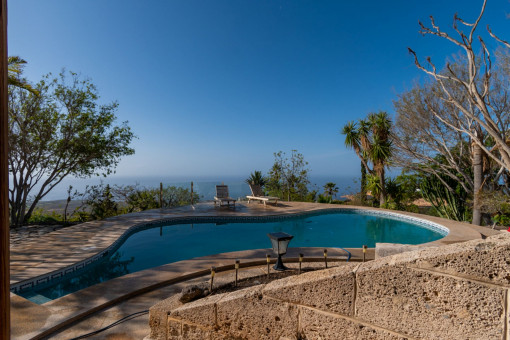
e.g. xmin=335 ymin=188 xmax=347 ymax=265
xmin=375 ymin=242 xmax=437 ymax=259
xmin=178 ymin=285 xmax=206 ymax=303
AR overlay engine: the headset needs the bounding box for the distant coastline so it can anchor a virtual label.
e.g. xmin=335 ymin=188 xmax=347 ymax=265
xmin=36 ymin=175 xmax=360 ymax=202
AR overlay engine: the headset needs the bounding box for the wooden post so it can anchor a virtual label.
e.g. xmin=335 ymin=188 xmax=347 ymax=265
xmin=191 ymin=181 xmax=193 ymax=205
xmin=324 ymin=249 xmax=328 ymax=268
xmin=234 ymin=259 xmax=239 ymax=287
xmin=0 ymin=0 xmax=9 ymax=338
xmin=210 ymin=266 xmax=216 ymax=292
xmin=159 ymin=182 xmax=163 ymax=208
xmin=266 ymin=254 xmax=270 ymax=278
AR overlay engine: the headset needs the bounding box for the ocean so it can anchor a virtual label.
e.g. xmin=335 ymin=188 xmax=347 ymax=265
xmin=35 ymin=175 xmax=360 ymax=202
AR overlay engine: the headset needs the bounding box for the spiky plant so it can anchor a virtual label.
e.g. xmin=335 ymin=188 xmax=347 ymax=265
xmin=245 ymin=170 xmax=267 ymax=187
xmin=8 ymin=56 xmax=38 ymax=94
xmin=323 ymin=182 xmax=339 ymax=201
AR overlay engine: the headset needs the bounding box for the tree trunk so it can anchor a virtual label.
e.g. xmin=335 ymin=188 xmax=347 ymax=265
xmin=10 ymin=197 xmax=26 ymax=229
xmin=472 ymin=142 xmax=483 ymax=225
xmin=64 ymin=196 xmax=71 ymax=225
xmin=23 ymin=196 xmax=41 ymax=225
xmin=361 ymin=160 xmax=367 ymax=204
xmin=378 ymin=167 xmax=386 ymax=207
xmin=10 ymin=185 xmax=30 ymax=228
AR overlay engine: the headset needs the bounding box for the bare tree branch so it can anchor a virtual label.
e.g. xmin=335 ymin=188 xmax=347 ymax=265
xmin=488 ymin=25 xmax=510 ymax=49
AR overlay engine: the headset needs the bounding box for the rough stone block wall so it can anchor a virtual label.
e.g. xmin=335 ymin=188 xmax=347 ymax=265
xmin=148 ymin=233 xmax=510 ymax=340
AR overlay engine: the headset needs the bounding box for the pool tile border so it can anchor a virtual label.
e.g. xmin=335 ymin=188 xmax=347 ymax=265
xmin=351 ymin=209 xmax=449 ymax=235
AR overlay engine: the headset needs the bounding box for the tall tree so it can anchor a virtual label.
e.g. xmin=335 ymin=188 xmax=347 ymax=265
xmin=408 ymin=0 xmax=510 ymax=224
xmin=393 ymin=80 xmax=474 ymax=195
xmin=368 ymin=112 xmax=393 ymax=205
xmin=8 ymin=70 xmax=135 ymax=227
xmin=358 ymin=120 xmax=371 ymax=203
xmin=266 ymin=150 xmax=310 ymax=201
xmin=342 ymin=112 xmax=393 ymax=206
xmin=342 ymin=121 xmax=372 ymax=202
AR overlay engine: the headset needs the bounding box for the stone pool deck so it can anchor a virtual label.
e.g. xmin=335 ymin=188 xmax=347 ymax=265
xmin=9 ymin=202 xmax=496 ymax=339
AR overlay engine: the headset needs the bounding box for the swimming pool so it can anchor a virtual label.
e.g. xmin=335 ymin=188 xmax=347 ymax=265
xmin=17 ymin=209 xmax=448 ymax=303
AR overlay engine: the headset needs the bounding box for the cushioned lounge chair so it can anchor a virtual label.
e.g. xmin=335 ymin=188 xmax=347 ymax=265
xmin=214 ymin=185 xmax=236 ymax=208
xmin=246 ymin=184 xmax=279 ymax=206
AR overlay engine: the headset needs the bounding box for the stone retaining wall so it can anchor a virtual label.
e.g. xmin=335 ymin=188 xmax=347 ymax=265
xmin=147 ymin=233 xmax=510 ymax=340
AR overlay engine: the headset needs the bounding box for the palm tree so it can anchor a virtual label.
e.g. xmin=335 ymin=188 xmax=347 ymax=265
xmin=358 ymin=119 xmax=371 ymax=156
xmin=358 ymin=119 xmax=371 ymax=202
xmin=342 ymin=122 xmax=373 ymax=201
xmin=323 ymin=182 xmax=339 ymax=202
xmin=8 ymin=56 xmax=37 ymax=94
xmin=342 ymin=112 xmax=393 ymax=207
xmin=368 ymin=112 xmax=393 ymax=205
xmin=245 ymin=170 xmax=267 ymax=187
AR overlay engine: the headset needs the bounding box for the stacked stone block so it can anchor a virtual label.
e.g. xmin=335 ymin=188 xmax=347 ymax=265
xmin=148 ymin=233 xmax=510 ymax=340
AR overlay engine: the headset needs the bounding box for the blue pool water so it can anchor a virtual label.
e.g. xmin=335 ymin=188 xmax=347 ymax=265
xmin=18 ymin=210 xmax=447 ymax=303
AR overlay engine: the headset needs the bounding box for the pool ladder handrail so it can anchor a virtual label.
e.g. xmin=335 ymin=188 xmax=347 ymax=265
xmin=338 ymin=247 xmax=352 ymax=262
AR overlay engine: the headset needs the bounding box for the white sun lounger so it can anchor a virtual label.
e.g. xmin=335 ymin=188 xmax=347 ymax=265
xmin=214 ymin=185 xmax=236 ymax=208
xmin=246 ymin=184 xmax=279 ymax=206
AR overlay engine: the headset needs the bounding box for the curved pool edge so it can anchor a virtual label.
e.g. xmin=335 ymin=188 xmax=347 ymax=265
xmin=359 ymin=207 xmax=484 ymax=247
xmin=10 ymin=202 xmax=483 ymax=294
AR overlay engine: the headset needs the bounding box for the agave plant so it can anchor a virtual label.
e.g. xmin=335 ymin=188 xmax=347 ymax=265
xmin=245 ymin=170 xmax=267 ymax=187
xmin=420 ymin=175 xmax=468 ymax=221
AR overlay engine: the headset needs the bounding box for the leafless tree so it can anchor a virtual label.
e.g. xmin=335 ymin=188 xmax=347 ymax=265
xmin=393 ymin=81 xmax=473 ymax=194
xmin=408 ymin=0 xmax=510 ymax=224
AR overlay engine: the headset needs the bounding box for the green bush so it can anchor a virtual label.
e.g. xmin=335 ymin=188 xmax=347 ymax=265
xmin=330 ymin=199 xmax=346 ymax=205
xmin=83 ymin=184 xmax=119 ymax=220
xmin=405 ymin=204 xmax=420 ymax=213
xmin=70 ymin=211 xmax=91 ymax=223
xmin=81 ymin=183 xmax=201 ymax=220
xmin=317 ymin=194 xmax=331 ymax=203
xmin=492 ymin=214 xmax=510 ymax=226
xmin=26 ymin=183 xmax=202 ymax=225
xmin=27 ymin=208 xmax=61 ymax=224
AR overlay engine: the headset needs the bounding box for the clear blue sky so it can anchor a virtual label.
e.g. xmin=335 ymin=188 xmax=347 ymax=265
xmin=7 ymin=0 xmax=510 ymax=180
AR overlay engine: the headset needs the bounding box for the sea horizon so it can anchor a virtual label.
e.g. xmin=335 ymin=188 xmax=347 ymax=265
xmin=35 ymin=175 xmax=361 ymax=202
